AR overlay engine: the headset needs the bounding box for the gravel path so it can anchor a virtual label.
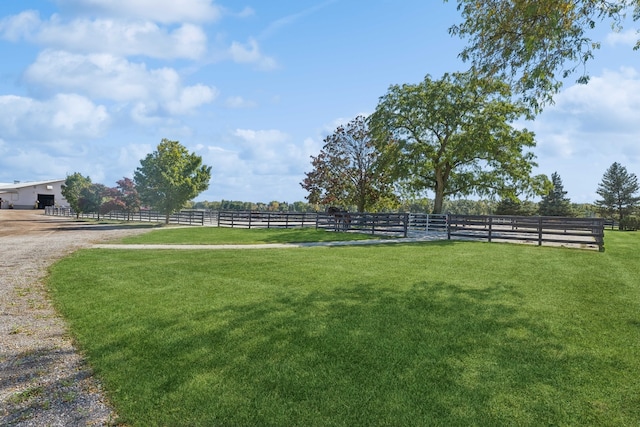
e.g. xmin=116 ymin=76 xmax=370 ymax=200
xmin=0 ymin=210 xmax=153 ymax=426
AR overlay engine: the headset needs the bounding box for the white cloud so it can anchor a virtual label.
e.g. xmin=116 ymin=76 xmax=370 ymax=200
xmin=0 ymin=93 xmax=109 ymax=140
xmin=228 ymin=38 xmax=277 ymax=70
xmin=229 ymin=128 xmax=317 ymax=178
xmin=530 ymin=67 xmax=640 ymax=202
xmin=54 ymin=0 xmax=222 ymax=24
xmin=2 ymin=12 xmax=208 ymax=59
xmin=44 ymin=19 xmax=207 ymax=59
xmin=203 ymin=142 xmax=307 ymax=203
xmin=225 ymin=96 xmax=258 ymax=109
xmin=550 ymin=67 xmax=640 ymax=134
xmin=234 ymin=129 xmax=288 ymax=144
xmin=606 ymin=28 xmax=639 ymax=47
xmin=166 ymin=84 xmax=219 ymax=114
xmin=0 ymin=10 xmax=41 ymax=41
xmin=24 ymin=50 xmax=218 ymax=116
xmin=235 ymin=7 xmax=255 ymax=18
xmin=0 ymin=148 xmax=76 ymax=181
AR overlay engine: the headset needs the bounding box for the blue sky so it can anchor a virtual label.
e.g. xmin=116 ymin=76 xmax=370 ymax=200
xmin=0 ymin=0 xmax=638 ymax=204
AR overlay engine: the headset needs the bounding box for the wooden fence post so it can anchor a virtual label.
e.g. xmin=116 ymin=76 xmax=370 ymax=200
xmin=488 ymin=216 xmax=493 ymax=243
xmin=538 ymin=216 xmax=543 ymax=246
xmin=403 ymin=213 xmax=408 ymax=238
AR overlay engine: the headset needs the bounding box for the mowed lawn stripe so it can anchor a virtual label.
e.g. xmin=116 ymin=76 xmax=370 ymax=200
xmin=48 ymin=231 xmax=640 ymax=426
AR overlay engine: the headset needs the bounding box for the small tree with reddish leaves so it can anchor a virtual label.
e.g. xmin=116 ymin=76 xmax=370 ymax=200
xmin=301 ymin=115 xmax=397 ymax=212
xmin=116 ymin=177 xmax=141 ymax=219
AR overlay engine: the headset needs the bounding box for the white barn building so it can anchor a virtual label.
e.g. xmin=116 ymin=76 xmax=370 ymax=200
xmin=0 ymin=179 xmax=68 ymax=210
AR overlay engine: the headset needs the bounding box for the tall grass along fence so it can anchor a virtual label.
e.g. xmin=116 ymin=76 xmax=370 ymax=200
xmin=448 ymin=214 xmax=605 ymax=251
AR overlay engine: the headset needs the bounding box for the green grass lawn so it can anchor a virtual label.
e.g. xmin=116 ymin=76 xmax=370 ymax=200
xmin=47 ymin=230 xmax=640 ymax=426
xmin=118 ymin=226 xmax=386 ymax=245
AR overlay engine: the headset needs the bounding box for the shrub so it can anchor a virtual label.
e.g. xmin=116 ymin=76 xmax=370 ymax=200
xmin=619 ymin=216 xmax=639 ymax=231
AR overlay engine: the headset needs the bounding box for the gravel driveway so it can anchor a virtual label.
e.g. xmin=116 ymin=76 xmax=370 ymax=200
xmin=0 ymin=210 xmax=153 ymax=426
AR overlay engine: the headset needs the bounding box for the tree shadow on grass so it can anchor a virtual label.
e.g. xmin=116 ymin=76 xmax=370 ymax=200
xmin=88 ymin=281 xmax=621 ymax=426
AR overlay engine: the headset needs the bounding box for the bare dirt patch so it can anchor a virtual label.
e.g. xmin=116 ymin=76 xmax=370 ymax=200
xmin=0 ymin=210 xmax=153 ymax=426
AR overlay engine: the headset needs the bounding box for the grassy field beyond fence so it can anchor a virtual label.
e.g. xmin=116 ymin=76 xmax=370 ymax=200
xmin=48 ymin=229 xmax=640 ymax=426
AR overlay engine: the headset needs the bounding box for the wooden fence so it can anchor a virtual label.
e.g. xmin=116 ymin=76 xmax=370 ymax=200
xmin=45 ymin=207 xmax=208 ymax=225
xmin=218 ymin=211 xmax=411 ymax=237
xmin=217 ymin=211 xmax=317 ymax=228
xmin=316 ymin=212 xmax=410 ymax=237
xmin=447 ymin=215 xmax=605 ymax=251
xmin=43 ymin=207 xmax=606 ymax=250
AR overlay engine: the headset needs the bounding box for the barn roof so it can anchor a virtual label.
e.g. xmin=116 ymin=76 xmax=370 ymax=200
xmin=0 ymin=179 xmax=65 ymax=191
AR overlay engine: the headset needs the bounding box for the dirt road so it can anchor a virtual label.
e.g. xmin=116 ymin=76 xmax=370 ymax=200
xmin=0 ymin=210 xmax=152 ymax=426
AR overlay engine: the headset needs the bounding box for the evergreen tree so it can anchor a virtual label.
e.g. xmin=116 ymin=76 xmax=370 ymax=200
xmin=595 ymin=162 xmax=640 ymax=229
xmin=495 ymin=198 xmax=524 ymax=216
xmin=538 ymin=172 xmax=573 ymax=216
xmin=494 ymin=198 xmax=538 ymax=216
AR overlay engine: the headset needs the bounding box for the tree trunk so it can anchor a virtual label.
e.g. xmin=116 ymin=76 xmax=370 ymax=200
xmin=432 ymin=170 xmax=446 ymax=214
xmin=433 ymin=191 xmax=444 ymax=214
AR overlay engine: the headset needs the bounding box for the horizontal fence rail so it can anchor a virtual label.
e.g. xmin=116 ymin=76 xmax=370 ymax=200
xmin=408 ymin=213 xmax=448 ymax=232
xmin=43 ymin=207 xmax=606 ymax=250
xmin=45 ymin=207 xmax=208 ymax=225
xmin=447 ymin=215 xmax=605 ymax=251
xmin=218 ymin=211 xmax=410 ymax=237
xmin=316 ymin=212 xmax=410 ymax=237
xmin=217 ymin=211 xmax=317 ymax=229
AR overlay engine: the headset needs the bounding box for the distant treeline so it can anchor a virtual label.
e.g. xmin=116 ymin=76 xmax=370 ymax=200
xmin=188 ymin=198 xmax=599 ymax=217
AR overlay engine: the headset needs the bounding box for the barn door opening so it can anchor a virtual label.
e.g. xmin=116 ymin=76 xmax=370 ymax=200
xmin=37 ymin=194 xmax=55 ymax=209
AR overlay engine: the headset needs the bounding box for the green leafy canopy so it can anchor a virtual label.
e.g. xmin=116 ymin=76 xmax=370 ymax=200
xmin=134 ymin=139 xmax=211 ymax=223
xmin=369 ymin=71 xmax=548 ymax=214
xmin=447 ymin=0 xmax=640 ymax=110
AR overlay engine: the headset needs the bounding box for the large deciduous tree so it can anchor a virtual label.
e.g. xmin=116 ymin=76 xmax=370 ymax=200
xmin=369 ymin=71 xmax=547 ymax=214
xmin=595 ymin=162 xmax=640 ymax=228
xmin=134 ymin=139 xmax=212 ymax=224
xmin=538 ymin=172 xmax=573 ymax=216
xmin=301 ymin=115 xmax=397 ymax=212
xmin=447 ymin=0 xmax=640 ymax=110
xmin=61 ymin=172 xmax=92 ymax=218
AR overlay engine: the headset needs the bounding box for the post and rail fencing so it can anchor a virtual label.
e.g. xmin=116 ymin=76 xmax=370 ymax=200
xmin=44 ymin=207 xmax=605 ymax=250
xmin=219 ymin=211 xmax=412 ymax=237
xmin=316 ymin=212 xmax=410 ymax=237
xmin=217 ymin=211 xmax=317 ymax=229
xmin=45 ymin=206 xmax=208 ymax=225
xmin=447 ymin=215 xmax=605 ymax=251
